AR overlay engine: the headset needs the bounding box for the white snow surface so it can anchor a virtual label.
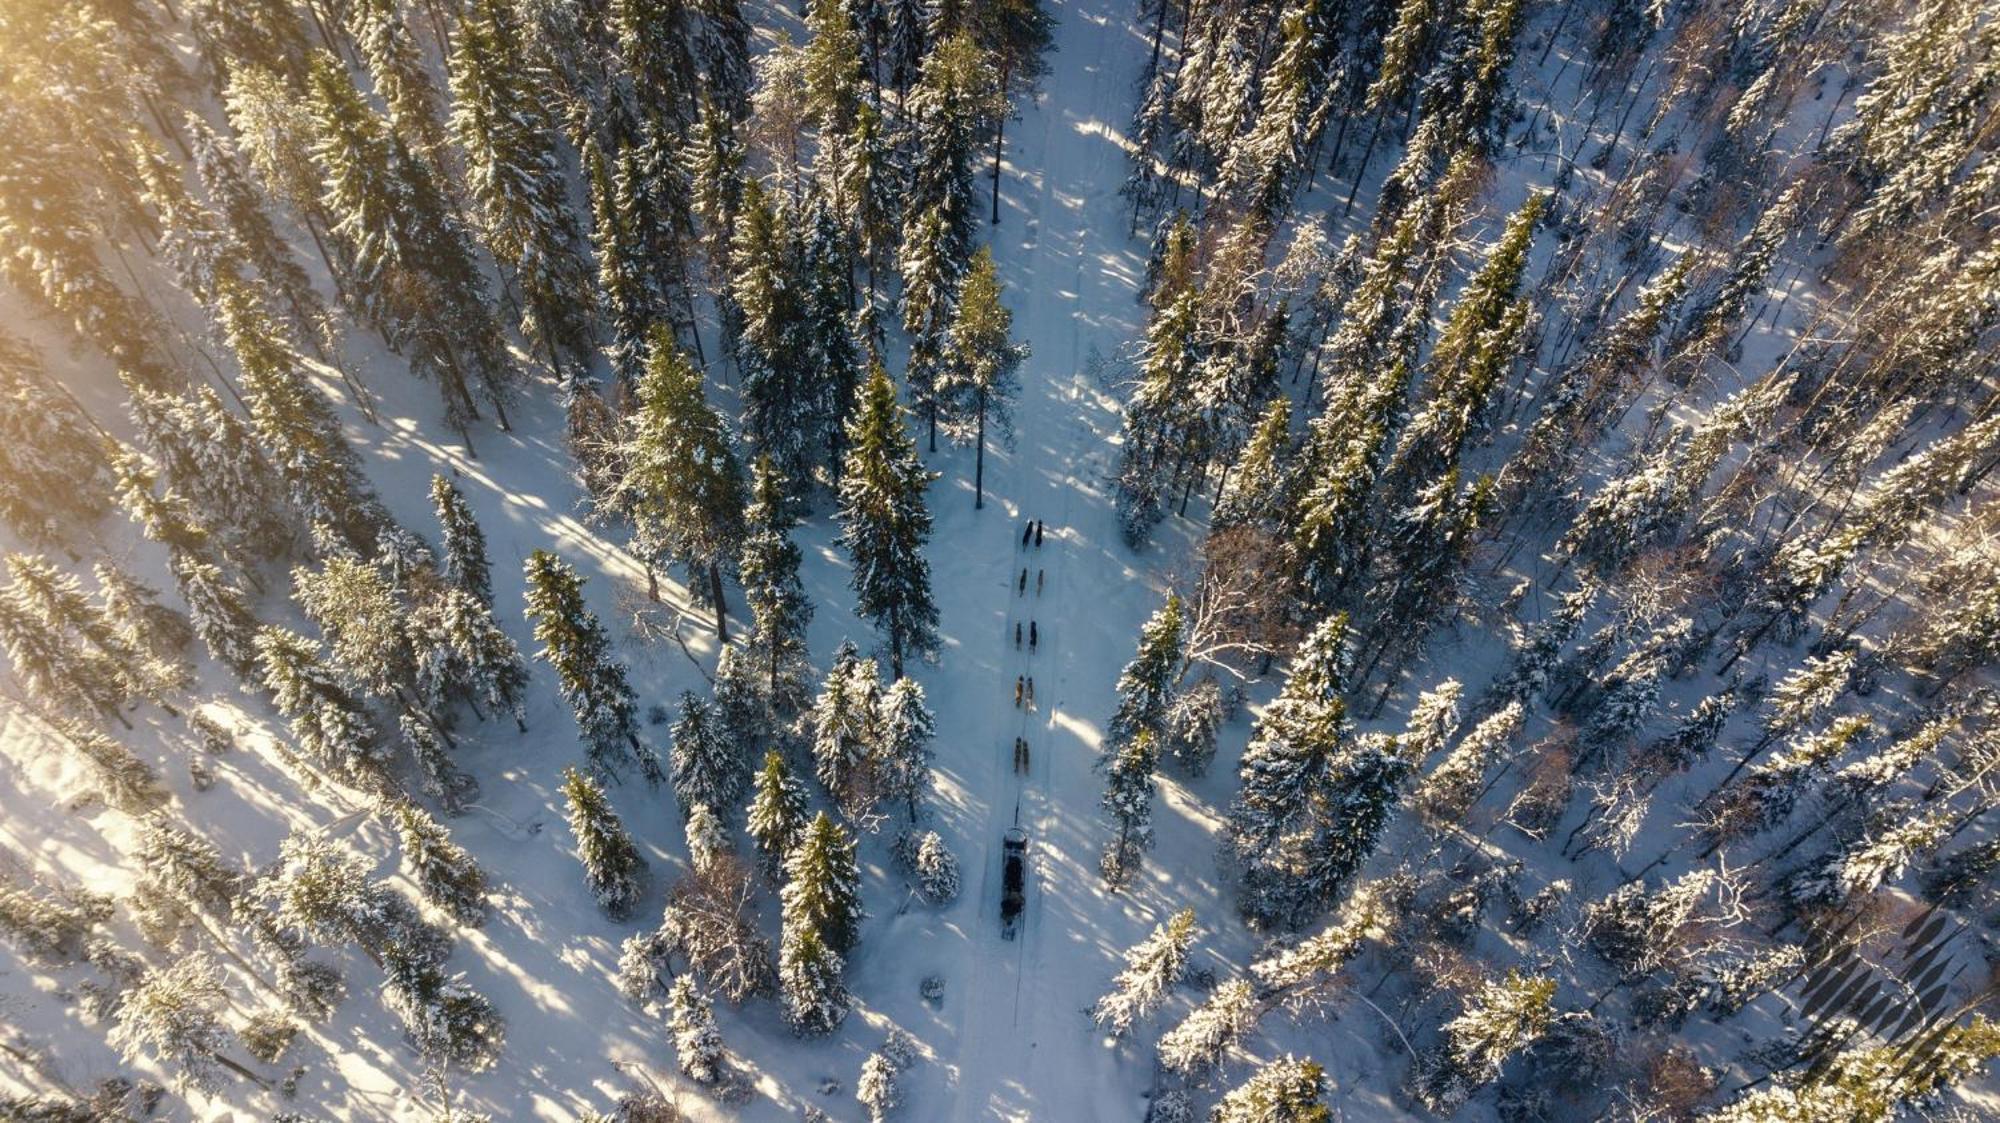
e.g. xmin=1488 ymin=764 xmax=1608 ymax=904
xmin=5 ymin=0 xmax=2000 ymax=1119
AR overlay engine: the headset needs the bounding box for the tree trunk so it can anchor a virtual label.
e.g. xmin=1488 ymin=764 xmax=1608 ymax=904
xmin=709 ymin=559 xmax=730 ymax=642
xmin=992 ymin=64 xmax=1011 ymax=225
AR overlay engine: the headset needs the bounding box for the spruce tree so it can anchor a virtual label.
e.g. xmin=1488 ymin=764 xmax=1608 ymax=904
xmin=0 ymin=331 xmax=113 ymax=550
xmin=813 ymin=641 xmax=883 ymax=812
xmin=1212 ymin=1055 xmax=1330 ymax=1123
xmin=109 ymin=955 xmax=248 ymax=1093
xmin=747 ymin=748 xmax=811 ymax=879
xmin=114 ymin=453 xmax=261 ymax=676
xmin=1100 ymin=727 xmax=1161 ymax=887
xmin=668 ymin=975 xmax=724 ymax=1084
xmin=430 ymin=474 xmax=493 ymax=609
xmin=730 ymin=179 xmax=816 ymax=484
xmin=449 ymin=0 xmax=595 ymax=372
xmin=257 ymin=626 xmax=383 ymax=784
xmin=125 ymin=381 xmax=295 ymax=564
xmin=898 ymin=205 xmax=962 ymax=449
xmin=938 ymin=247 xmax=1029 ymax=508
xmin=560 ymin=765 xmax=648 ymax=920
xmin=216 ymin=276 xmax=388 ymax=555
xmin=1091 ymin=906 xmax=1196 ymax=1036
xmin=782 ymin=811 xmax=865 ymax=955
xmin=740 ymin=456 xmax=815 ymax=727
xmin=524 ymin=550 xmax=662 ymax=784
xmin=839 ymin=363 xmax=941 ymax=677
xmin=778 ymin=920 xmax=850 ymax=1035
xmin=612 ymin=330 xmax=747 ymax=640
xmin=1108 ymin=593 xmax=1186 ymax=749
xmin=875 ymin=678 xmax=936 ymax=823
xmin=671 ymin=691 xmax=749 ymax=815
xmin=388 ymin=800 xmax=488 ymax=926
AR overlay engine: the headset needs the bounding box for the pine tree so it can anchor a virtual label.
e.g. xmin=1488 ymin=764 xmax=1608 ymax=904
xmin=134 ymin=814 xmax=242 ymax=927
xmin=388 ymin=800 xmax=488 ymax=926
xmin=876 ymin=678 xmax=936 ymax=822
xmin=610 ymin=0 xmax=703 ymax=133
xmin=125 ymin=381 xmax=295 ymax=564
xmin=729 ymin=178 xmax=816 ymax=480
xmin=687 ymin=90 xmax=746 ymax=277
xmin=399 ymin=707 xmax=478 ymax=814
xmin=1091 ymin=906 xmax=1196 ymax=1036
xmin=1412 ymin=701 xmax=1524 ymax=826
xmin=782 ymin=811 xmax=865 ymax=954
xmin=344 ymin=0 xmax=453 ymax=171
xmin=1211 ymin=1055 xmax=1330 ymax=1123
xmin=778 ymin=920 xmax=850 ymax=1035
xmin=1228 ymin=613 xmax=1352 ymax=862
xmin=256 ymin=626 xmax=383 ymax=783
xmin=684 ymin=802 xmax=730 ymax=874
xmin=612 ymin=330 xmax=748 ymax=641
xmin=560 ymin=766 xmax=648 ymax=920
xmin=904 ymin=32 xmax=1004 ymax=261
xmin=938 ymin=247 xmax=1029 ymax=508
xmin=668 ymin=974 xmax=724 ymax=1084
xmin=797 ymin=191 xmax=864 ymax=476
xmin=293 ymin=553 xmax=413 ymax=702
xmin=2 ymin=554 xmax=166 ymax=720
xmin=449 ymin=0 xmax=595 ymax=372
xmin=1100 ymin=728 xmax=1162 ymax=887
xmin=969 ymin=0 xmax=1055 ymax=222
xmin=0 ymin=331 xmax=113 ymax=550
xmin=524 ymin=550 xmax=662 ymax=784
xmin=748 ymin=749 xmax=811 ymax=879
xmin=813 ymin=641 xmax=882 ymax=812
xmin=430 ymin=475 xmax=493 ymax=609
xmin=1214 ymin=397 xmax=1292 ymax=531
xmin=185 ymin=115 xmax=325 ymax=352
xmin=1159 ymin=977 xmax=1260 ymax=1077
xmin=114 ymin=453 xmax=262 ymax=676
xmin=740 ymin=456 xmax=815 ymax=727
xmin=93 ymin=563 xmax=193 ymax=668
xmin=1108 ymin=593 xmax=1187 ymax=749
xmin=839 ymin=363 xmax=941 ymax=677
xmin=411 ymin=584 xmax=530 ymax=735
xmin=1411 ymin=970 xmax=1555 ymax=1114
xmin=671 ymin=691 xmax=749 ymax=815
xmin=0 ymin=876 xmax=111 ymax=963
xmin=110 ymin=955 xmax=248 ymax=1093
xmin=1389 ymin=193 xmax=1544 ymax=490
xmin=898 ymin=205 xmax=961 ymax=449
xmin=306 ymin=52 xmax=517 ymax=441
xmin=908 ymin=829 xmax=962 ymax=904
xmin=216 ymin=277 xmax=388 ymax=555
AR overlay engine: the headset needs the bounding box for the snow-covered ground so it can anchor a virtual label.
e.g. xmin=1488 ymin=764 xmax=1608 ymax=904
xmin=7 ymin=0 xmax=2000 ymax=1119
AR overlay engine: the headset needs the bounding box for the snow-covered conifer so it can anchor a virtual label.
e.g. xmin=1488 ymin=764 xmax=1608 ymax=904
xmin=524 ymin=550 xmax=662 ymax=784
xmin=839 ymin=363 xmax=941 ymax=677
xmin=1091 ymin=906 xmax=1195 ymax=1037
xmin=256 ymin=626 xmax=382 ymax=783
xmin=560 ymin=766 xmax=648 ymax=920
xmin=110 ymin=955 xmax=244 ymax=1092
xmin=1211 ymin=1055 xmax=1329 ymax=1123
xmin=671 ymin=691 xmax=748 ymax=816
xmin=668 ymin=975 xmax=724 ymax=1084
xmin=740 ymin=456 xmax=814 ymax=727
xmin=782 ymin=811 xmax=864 ymax=955
xmin=388 ymin=800 xmax=487 ymax=926
xmin=748 ymin=749 xmax=811 ymax=879
xmin=875 ymin=678 xmax=936 ymax=822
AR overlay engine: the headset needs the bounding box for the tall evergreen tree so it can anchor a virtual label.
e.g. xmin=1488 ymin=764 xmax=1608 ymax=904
xmin=611 ymin=330 xmax=748 ymax=640
xmin=938 ymin=247 xmax=1030 ymax=508
xmin=839 ymin=364 xmax=941 ymax=677
xmin=875 ymin=677 xmax=936 ymax=822
xmin=1108 ymin=593 xmax=1187 ymax=749
xmin=1090 ymin=906 xmax=1196 ymax=1036
xmin=747 ymin=748 xmax=811 ymax=879
xmin=449 ymin=0 xmax=596 ymax=373
xmin=560 ymin=765 xmax=648 ymax=920
xmin=523 ymin=549 xmax=662 ymax=784
xmin=671 ymin=691 xmax=750 ymax=815
xmin=256 ymin=625 xmax=383 ymax=783
xmin=0 ymin=332 xmax=112 ymax=550
xmin=782 ymin=811 xmax=865 ymax=954
xmin=430 ymin=474 xmax=493 ymax=609
xmin=740 ymin=456 xmax=816 ymax=727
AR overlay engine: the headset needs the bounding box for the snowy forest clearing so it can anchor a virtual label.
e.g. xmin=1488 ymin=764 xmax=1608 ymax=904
xmin=3 ymin=0 xmax=2000 ymax=1119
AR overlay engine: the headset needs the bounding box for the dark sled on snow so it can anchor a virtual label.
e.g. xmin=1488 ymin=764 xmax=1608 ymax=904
xmin=1001 ymin=828 xmax=1028 ymax=939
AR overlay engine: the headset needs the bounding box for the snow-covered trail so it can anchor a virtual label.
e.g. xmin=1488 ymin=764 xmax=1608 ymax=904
xmin=915 ymin=0 xmax=1177 ymax=1115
